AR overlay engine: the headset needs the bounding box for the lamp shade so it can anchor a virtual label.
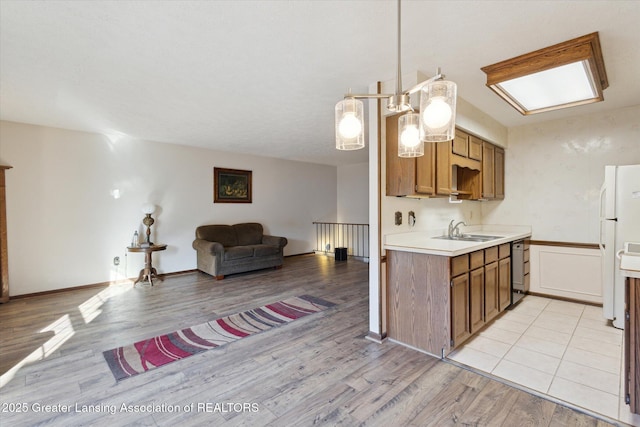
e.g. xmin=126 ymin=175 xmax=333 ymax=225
xmin=141 ymin=203 xmax=156 ymax=215
xmin=335 ymin=98 xmax=365 ymax=150
xmin=398 ymin=112 xmax=423 ymax=157
xmin=420 ymin=80 xmax=457 ymax=142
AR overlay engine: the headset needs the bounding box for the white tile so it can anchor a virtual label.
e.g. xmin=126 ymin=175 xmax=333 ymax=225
xmin=533 ymin=311 xmax=580 ymax=334
xmin=562 ymin=346 xmax=620 ymax=375
xmin=500 ymin=311 xmax=537 ymax=326
xmin=479 ymin=326 xmax=522 ymax=346
xmin=578 ymin=316 xmax=620 ymax=334
xmin=511 ymin=304 xmax=545 ymax=318
xmin=548 ymin=377 xmax=619 ymax=419
xmin=544 ymin=300 xmax=585 ymax=317
xmin=518 ymin=295 xmax=551 ymax=310
xmin=503 ymin=346 xmax=561 ymax=375
xmin=582 ymin=305 xmax=605 ymax=321
xmin=568 ymin=335 xmax=621 ymax=360
xmin=491 ymin=317 xmax=530 ymax=335
xmin=447 ymin=346 xmax=500 ymax=373
xmin=464 ymin=335 xmax=512 ymax=358
xmin=523 ymin=325 xmax=571 ymax=346
xmin=573 ymin=325 xmax=623 ymax=346
xmin=492 ymin=359 xmax=554 ymax=393
xmin=554 ymin=360 xmax=620 ymax=395
xmin=514 ymin=334 xmax=567 ymax=359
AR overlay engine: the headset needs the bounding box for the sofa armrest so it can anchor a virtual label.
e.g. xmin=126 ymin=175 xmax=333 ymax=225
xmin=192 ymin=239 xmax=225 ymax=255
xmin=263 ymin=235 xmax=288 ymax=249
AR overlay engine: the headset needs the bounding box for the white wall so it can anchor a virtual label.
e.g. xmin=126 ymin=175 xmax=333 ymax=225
xmin=482 ymin=105 xmax=640 ymax=243
xmin=337 ymin=162 xmax=368 ymax=224
xmin=0 ymin=120 xmax=337 ymax=295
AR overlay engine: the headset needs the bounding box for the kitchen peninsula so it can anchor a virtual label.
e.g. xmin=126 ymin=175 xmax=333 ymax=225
xmin=384 ymin=225 xmax=531 ymax=358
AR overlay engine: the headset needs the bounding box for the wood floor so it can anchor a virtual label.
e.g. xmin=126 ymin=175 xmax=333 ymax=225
xmin=0 ymin=254 xmax=621 ymax=426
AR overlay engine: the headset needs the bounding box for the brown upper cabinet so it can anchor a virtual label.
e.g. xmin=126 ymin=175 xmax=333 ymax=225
xmin=482 ymin=141 xmax=505 ymax=200
xmin=436 ymin=129 xmax=482 ymax=200
xmin=386 ymin=117 xmax=504 ymax=201
xmin=386 ymin=113 xmax=436 ymax=197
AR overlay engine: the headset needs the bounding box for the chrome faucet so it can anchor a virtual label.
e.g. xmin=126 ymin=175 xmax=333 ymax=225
xmin=448 ymin=220 xmax=466 ymax=238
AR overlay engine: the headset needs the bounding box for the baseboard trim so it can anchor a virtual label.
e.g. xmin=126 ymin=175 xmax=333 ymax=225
xmin=528 ymin=240 xmax=600 ymax=250
xmin=10 ymin=269 xmax=199 ymax=300
xmin=365 ymin=331 xmax=387 ymax=344
xmin=527 ymin=291 xmax=603 ymax=307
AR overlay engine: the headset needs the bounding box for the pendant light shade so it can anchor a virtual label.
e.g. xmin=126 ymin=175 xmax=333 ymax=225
xmin=398 ymin=112 xmax=423 ymax=157
xmin=334 ymin=0 xmax=457 ymax=154
xmin=420 ymin=80 xmax=457 ymax=142
xmin=335 ymin=98 xmax=365 ymax=150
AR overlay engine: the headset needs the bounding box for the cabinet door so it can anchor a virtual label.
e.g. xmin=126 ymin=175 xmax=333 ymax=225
xmin=484 ymin=261 xmax=499 ymax=322
xmin=627 ymin=277 xmax=640 ymax=414
xmin=498 ymin=257 xmax=511 ymax=311
xmin=469 ymin=136 xmax=483 ymax=161
xmin=482 ymin=142 xmax=495 ymax=199
xmin=415 ymin=142 xmax=436 ymax=194
xmin=452 ymin=129 xmax=469 ymax=157
xmin=436 ymin=141 xmax=452 ymax=195
xmin=495 ymin=147 xmax=505 ymax=199
xmin=451 ymin=273 xmax=471 ymax=348
xmin=386 ymin=113 xmax=416 ymax=196
xmin=470 ymin=267 xmax=485 ymax=333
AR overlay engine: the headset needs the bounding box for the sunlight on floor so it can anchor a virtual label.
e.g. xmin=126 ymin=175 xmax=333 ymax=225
xmin=0 ymin=282 xmax=133 ymax=389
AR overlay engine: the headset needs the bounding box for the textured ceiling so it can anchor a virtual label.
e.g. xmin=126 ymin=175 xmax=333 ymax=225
xmin=1 ymin=1 xmax=639 ymax=166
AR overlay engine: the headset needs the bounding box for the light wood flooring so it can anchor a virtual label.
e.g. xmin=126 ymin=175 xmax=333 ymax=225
xmin=0 ymin=254 xmax=622 ymax=426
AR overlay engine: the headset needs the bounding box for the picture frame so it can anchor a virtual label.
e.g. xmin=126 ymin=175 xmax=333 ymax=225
xmin=214 ymin=167 xmax=252 ymax=203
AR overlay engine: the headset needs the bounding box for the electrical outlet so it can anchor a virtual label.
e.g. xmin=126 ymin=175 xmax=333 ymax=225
xmin=395 ymin=211 xmax=402 ymax=226
xmin=113 ymin=256 xmax=120 ymax=266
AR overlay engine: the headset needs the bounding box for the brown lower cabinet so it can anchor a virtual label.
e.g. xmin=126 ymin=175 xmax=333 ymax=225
xmin=626 ymin=277 xmax=640 ymax=414
xmin=387 ymin=241 xmax=515 ymax=357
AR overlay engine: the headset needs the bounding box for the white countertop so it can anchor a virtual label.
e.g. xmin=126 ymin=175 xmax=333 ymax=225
xmin=384 ymin=225 xmax=532 ymax=257
xmin=620 ymin=253 xmax=640 ymax=279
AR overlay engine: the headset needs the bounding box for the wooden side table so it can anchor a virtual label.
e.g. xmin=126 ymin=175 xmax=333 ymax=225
xmin=127 ymin=244 xmax=167 ymax=286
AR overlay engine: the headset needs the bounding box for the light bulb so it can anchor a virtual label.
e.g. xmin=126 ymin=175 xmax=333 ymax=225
xmin=400 ymin=125 xmax=420 ymax=148
xmin=422 ymin=97 xmax=452 ymax=129
xmin=338 ymin=113 xmax=362 ymax=139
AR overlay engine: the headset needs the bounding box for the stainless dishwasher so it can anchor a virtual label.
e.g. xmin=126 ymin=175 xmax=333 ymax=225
xmin=512 ymin=240 xmax=525 ymax=305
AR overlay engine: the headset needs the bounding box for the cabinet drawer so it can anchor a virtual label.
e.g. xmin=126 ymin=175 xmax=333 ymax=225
xmin=524 ymin=248 xmax=530 ymax=262
xmin=499 ymin=243 xmax=511 ymax=259
xmin=452 ymin=129 xmax=469 ymax=157
xmin=485 ymin=246 xmax=498 ymax=263
xmin=470 ymin=250 xmax=484 ymax=270
xmin=451 ymin=254 xmax=469 ymax=277
xmin=469 ymin=136 xmax=483 ymax=161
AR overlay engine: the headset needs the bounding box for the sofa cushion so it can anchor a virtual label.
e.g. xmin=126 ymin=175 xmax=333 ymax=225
xmin=234 ymin=223 xmax=263 ymax=246
xmin=251 ymin=244 xmax=280 ymax=257
xmin=224 ymin=246 xmax=254 ymax=261
xmin=197 ymin=225 xmax=238 ymax=247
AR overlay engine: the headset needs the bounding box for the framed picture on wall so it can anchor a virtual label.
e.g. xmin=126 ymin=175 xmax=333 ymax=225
xmin=214 ymin=167 xmax=252 ymax=203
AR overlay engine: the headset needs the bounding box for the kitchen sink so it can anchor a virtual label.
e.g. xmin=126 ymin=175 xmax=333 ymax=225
xmin=433 ymin=234 xmax=504 ymax=242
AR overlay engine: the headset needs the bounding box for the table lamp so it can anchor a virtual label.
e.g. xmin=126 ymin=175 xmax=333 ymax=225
xmin=141 ymin=203 xmax=156 ymax=247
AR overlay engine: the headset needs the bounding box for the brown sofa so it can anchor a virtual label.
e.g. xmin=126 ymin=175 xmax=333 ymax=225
xmin=192 ymin=223 xmax=287 ymax=280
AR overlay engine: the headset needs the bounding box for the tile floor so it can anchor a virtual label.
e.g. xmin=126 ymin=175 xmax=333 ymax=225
xmin=448 ymin=295 xmax=640 ymax=426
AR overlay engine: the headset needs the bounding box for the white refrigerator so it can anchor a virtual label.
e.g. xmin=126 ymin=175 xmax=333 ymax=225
xmin=599 ymin=164 xmax=640 ymax=329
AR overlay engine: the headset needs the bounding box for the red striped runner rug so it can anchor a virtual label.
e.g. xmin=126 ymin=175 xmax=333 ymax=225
xmin=103 ymin=295 xmax=335 ymax=381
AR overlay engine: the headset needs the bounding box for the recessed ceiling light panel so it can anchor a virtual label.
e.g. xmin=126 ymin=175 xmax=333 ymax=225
xmin=482 ymin=32 xmax=608 ymax=115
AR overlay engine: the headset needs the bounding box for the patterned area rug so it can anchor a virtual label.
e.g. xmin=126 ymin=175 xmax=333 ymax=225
xmin=103 ymin=294 xmax=335 ymax=381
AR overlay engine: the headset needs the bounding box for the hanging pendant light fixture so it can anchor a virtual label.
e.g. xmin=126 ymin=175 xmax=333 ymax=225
xmin=335 ymin=0 xmax=457 ymax=157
